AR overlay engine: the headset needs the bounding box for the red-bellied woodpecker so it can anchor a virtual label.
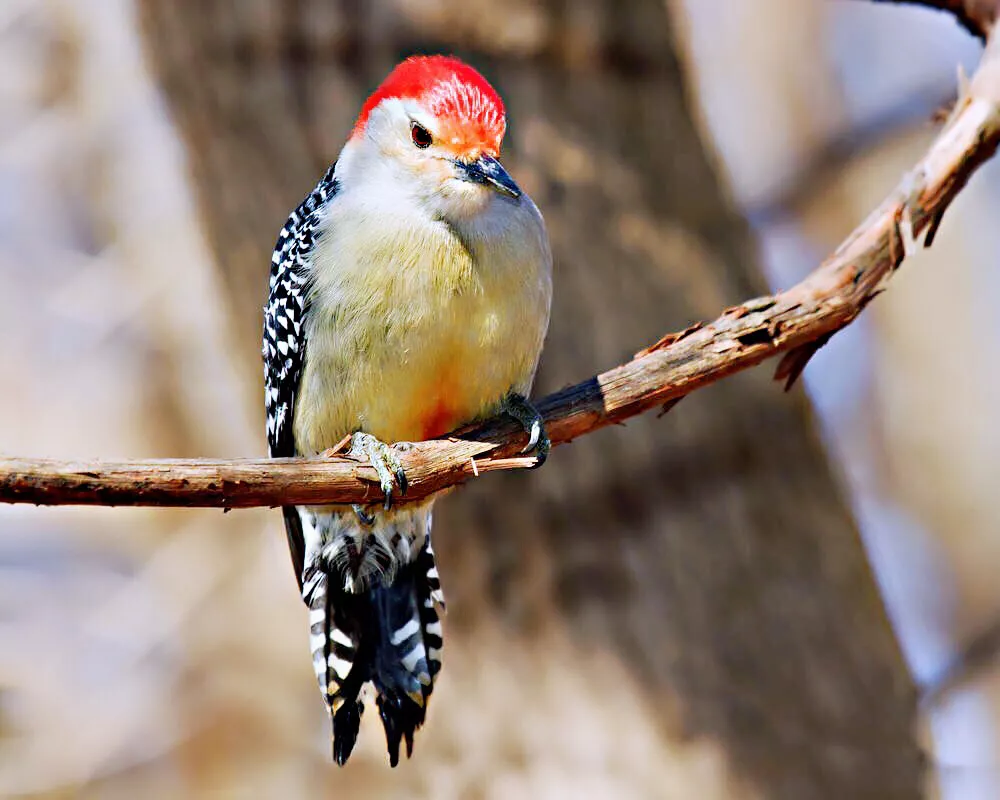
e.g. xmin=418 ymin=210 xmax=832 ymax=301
xmin=262 ymin=55 xmax=552 ymax=767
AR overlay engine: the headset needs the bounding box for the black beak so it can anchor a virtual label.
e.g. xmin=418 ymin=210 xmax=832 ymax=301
xmin=456 ymin=155 xmax=521 ymax=199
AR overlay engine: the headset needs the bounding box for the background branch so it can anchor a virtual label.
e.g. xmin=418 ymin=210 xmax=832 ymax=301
xmin=2 ymin=1 xmax=999 ymax=511
xmin=868 ymin=0 xmax=999 ymax=40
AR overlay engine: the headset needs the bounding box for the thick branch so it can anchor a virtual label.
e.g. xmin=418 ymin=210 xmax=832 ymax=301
xmin=3 ymin=9 xmax=1000 ymax=510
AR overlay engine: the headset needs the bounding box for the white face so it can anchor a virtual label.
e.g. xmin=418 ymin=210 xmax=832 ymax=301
xmin=338 ymin=97 xmax=522 ymax=223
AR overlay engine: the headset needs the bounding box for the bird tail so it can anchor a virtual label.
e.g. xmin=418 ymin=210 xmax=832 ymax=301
xmin=305 ymin=530 xmax=444 ymax=766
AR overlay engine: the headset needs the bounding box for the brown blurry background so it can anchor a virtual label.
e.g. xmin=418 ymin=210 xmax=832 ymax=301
xmin=1 ymin=1 xmax=997 ymax=797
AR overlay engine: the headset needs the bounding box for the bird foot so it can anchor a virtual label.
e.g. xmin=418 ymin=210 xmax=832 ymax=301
xmin=500 ymin=393 xmax=549 ymax=466
xmin=350 ymin=432 xmax=408 ymax=510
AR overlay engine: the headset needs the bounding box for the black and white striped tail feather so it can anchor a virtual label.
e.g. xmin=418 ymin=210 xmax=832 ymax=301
xmin=306 ymin=529 xmax=445 ymax=766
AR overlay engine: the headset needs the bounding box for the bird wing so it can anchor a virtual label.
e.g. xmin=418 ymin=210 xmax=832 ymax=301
xmin=264 ymin=164 xmax=338 ymax=589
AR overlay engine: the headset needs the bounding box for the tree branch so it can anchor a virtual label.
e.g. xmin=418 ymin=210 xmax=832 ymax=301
xmin=2 ymin=3 xmax=999 ymax=510
xmin=868 ymin=0 xmax=999 ymax=40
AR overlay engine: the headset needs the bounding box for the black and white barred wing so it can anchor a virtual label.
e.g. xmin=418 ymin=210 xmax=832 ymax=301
xmin=263 ymin=164 xmax=338 ymax=587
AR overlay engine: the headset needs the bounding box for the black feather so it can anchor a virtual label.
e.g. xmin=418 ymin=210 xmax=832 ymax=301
xmin=321 ymin=544 xmax=442 ymax=766
xmin=263 ymin=163 xmax=338 ymax=586
xmin=333 ymin=699 xmax=364 ymax=766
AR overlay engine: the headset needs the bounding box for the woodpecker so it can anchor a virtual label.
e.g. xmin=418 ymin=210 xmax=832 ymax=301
xmin=262 ymin=56 xmax=552 ymax=767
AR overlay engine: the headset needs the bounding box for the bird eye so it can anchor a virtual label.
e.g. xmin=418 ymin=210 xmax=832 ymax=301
xmin=410 ymin=122 xmax=433 ymax=149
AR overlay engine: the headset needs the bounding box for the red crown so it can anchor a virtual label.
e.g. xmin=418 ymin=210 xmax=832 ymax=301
xmin=353 ymin=56 xmax=507 ymax=157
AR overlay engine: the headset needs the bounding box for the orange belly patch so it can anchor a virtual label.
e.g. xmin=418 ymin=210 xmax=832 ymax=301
xmin=419 ymin=399 xmax=460 ymax=440
xmin=414 ymin=369 xmax=476 ymax=440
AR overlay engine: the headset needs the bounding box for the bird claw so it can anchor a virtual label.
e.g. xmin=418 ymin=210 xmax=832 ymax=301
xmin=501 ymin=393 xmax=549 ymax=467
xmin=352 ymin=504 xmax=376 ymax=526
xmin=394 ymin=466 xmax=408 ymax=496
xmin=350 ymin=432 xmax=408 ymax=510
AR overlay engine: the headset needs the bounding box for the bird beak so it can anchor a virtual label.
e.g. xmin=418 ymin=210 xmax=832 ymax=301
xmin=455 ymin=155 xmax=522 ymax=199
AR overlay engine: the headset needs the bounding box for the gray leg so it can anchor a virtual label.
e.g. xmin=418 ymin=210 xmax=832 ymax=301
xmin=500 ymin=393 xmax=550 ymax=466
xmin=350 ymin=432 xmax=408 ymax=510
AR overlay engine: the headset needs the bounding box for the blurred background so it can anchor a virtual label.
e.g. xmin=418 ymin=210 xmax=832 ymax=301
xmin=0 ymin=0 xmax=997 ymax=797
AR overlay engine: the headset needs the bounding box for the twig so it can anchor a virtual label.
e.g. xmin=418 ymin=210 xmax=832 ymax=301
xmin=2 ymin=2 xmax=999 ymax=510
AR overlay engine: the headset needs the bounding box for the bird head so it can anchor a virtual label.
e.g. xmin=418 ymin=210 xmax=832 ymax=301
xmin=342 ymin=56 xmax=522 ymax=220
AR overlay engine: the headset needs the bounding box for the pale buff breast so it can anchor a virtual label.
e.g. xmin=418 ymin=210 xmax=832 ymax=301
xmin=293 ymin=194 xmax=551 ymax=453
